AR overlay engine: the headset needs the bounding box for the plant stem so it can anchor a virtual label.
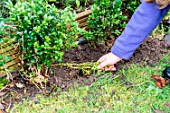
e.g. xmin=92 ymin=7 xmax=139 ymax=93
xmin=52 ymin=62 xmax=100 ymax=70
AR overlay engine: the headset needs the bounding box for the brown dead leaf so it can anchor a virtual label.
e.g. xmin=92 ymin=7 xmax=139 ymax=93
xmin=8 ymin=82 xmax=15 ymax=88
xmin=16 ymin=83 xmax=25 ymax=88
xmin=151 ymin=75 xmax=166 ymax=88
xmin=34 ymin=75 xmax=45 ymax=84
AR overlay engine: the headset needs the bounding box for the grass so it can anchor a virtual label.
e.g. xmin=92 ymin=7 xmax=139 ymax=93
xmin=10 ymin=53 xmax=170 ymax=113
xmin=1 ymin=2 xmax=169 ymax=113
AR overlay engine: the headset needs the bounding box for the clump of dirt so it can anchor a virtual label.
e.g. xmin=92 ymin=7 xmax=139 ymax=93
xmin=0 ymin=37 xmax=169 ymax=111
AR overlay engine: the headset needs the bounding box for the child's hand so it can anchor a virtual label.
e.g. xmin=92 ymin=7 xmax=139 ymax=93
xmin=97 ymin=52 xmax=121 ymax=71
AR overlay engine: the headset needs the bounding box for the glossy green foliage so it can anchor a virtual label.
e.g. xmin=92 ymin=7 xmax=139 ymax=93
xmin=87 ymin=0 xmax=127 ymax=40
xmin=47 ymin=0 xmax=95 ymax=11
xmin=86 ymin=0 xmax=141 ymax=40
xmin=0 ymin=0 xmax=16 ymax=18
xmin=121 ymin=0 xmax=141 ymax=17
xmin=6 ymin=0 xmax=83 ymax=68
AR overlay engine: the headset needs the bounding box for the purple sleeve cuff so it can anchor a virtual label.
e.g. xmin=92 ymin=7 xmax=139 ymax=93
xmin=111 ymin=1 xmax=170 ymax=59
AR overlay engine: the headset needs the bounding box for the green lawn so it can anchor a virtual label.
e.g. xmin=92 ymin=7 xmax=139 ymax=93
xmin=11 ymin=53 xmax=170 ymax=113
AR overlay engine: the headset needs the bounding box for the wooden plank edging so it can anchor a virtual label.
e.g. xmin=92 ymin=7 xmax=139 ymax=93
xmin=75 ymin=10 xmax=92 ymax=20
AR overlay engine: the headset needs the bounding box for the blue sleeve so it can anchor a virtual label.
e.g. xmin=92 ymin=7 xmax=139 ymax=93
xmin=111 ymin=1 xmax=170 ymax=59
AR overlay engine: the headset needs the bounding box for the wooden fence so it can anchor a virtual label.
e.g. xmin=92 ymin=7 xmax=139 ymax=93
xmin=0 ymin=9 xmax=92 ymax=76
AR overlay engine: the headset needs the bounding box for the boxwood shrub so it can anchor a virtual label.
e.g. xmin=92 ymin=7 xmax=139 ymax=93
xmin=6 ymin=0 xmax=85 ymax=71
xmin=86 ymin=0 xmax=141 ymax=40
xmin=87 ymin=0 xmax=127 ymax=40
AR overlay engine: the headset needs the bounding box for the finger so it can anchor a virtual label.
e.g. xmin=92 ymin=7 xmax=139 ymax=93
xmin=104 ymin=65 xmax=114 ymax=71
xmin=97 ymin=60 xmax=109 ymax=69
xmin=104 ymin=65 xmax=116 ymax=71
xmin=110 ymin=67 xmax=116 ymax=71
xmin=97 ymin=55 xmax=106 ymax=62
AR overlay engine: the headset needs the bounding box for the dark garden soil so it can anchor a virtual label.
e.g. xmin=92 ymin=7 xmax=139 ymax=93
xmin=0 ymin=37 xmax=169 ymax=111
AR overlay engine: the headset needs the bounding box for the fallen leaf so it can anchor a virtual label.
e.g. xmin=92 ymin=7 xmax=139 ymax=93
xmin=8 ymin=82 xmax=15 ymax=88
xmin=34 ymin=75 xmax=45 ymax=84
xmin=16 ymin=83 xmax=25 ymax=88
xmin=151 ymin=75 xmax=166 ymax=88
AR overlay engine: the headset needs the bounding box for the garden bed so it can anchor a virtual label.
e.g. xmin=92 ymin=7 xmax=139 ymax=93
xmin=1 ymin=0 xmax=170 ymax=112
xmin=0 ymin=9 xmax=92 ymax=76
xmin=0 ymin=36 xmax=169 ymax=111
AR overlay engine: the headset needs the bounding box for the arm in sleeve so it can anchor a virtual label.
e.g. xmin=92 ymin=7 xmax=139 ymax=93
xmin=111 ymin=1 xmax=170 ymax=59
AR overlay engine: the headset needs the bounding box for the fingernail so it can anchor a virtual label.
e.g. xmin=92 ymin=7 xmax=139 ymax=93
xmin=111 ymin=68 xmax=116 ymax=71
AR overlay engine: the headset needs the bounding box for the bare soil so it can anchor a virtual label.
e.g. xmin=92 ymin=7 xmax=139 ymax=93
xmin=0 ymin=37 xmax=169 ymax=111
